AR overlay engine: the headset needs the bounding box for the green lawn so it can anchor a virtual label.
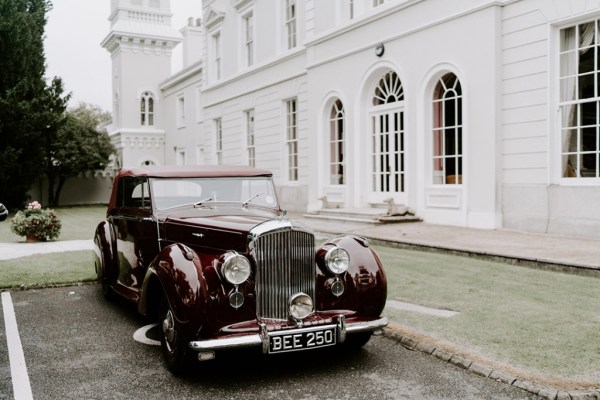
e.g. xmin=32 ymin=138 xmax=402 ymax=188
xmin=0 ymin=205 xmax=107 ymax=242
xmin=0 ymin=205 xmax=105 ymax=289
xmin=0 ymin=251 xmax=96 ymax=289
xmin=377 ymin=244 xmax=600 ymax=388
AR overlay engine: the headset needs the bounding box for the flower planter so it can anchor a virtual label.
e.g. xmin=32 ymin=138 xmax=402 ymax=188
xmin=10 ymin=201 xmax=61 ymax=242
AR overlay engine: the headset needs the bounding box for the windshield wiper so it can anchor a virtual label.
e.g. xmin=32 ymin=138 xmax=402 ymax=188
xmin=194 ymin=197 xmax=213 ymax=206
xmin=242 ymin=193 xmax=263 ymax=207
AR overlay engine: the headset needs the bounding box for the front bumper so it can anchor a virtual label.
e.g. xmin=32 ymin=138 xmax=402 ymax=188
xmin=188 ymin=316 xmax=388 ymax=353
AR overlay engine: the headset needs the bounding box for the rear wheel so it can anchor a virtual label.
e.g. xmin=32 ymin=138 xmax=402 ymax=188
xmin=94 ymin=237 xmax=115 ymax=301
xmin=101 ymin=279 xmax=115 ymax=301
xmin=159 ymin=292 xmax=191 ymax=374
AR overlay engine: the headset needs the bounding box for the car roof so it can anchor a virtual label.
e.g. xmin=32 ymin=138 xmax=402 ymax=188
xmin=116 ymin=165 xmax=273 ymax=179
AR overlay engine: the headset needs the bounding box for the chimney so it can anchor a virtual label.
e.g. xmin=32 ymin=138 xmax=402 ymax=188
xmin=180 ymin=17 xmax=203 ymax=68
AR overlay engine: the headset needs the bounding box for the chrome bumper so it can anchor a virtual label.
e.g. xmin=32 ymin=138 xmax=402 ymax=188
xmin=188 ymin=316 xmax=389 ymax=353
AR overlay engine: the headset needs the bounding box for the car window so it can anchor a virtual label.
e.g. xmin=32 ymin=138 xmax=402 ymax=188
xmin=117 ymin=177 xmax=151 ymax=209
xmin=151 ymin=177 xmax=278 ymax=210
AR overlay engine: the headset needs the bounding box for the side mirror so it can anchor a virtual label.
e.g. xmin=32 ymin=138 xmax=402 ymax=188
xmin=0 ymin=203 xmax=7 ymax=222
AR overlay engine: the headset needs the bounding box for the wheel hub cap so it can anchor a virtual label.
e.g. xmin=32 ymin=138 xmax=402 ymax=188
xmin=162 ymin=310 xmax=175 ymax=343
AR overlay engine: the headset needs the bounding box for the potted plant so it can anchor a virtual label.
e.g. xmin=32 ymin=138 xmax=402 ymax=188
xmin=10 ymin=201 xmax=62 ymax=242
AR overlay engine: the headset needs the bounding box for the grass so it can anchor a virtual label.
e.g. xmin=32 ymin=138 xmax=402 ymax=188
xmin=377 ymin=244 xmax=600 ymax=388
xmin=0 ymin=205 xmax=105 ymax=289
xmin=0 ymin=251 xmax=96 ymax=289
xmin=0 ymin=205 xmax=107 ymax=242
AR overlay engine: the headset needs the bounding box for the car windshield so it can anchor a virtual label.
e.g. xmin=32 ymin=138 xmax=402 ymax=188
xmin=150 ymin=176 xmax=279 ymax=210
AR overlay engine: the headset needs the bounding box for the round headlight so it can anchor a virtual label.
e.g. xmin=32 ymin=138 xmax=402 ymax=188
xmin=222 ymin=252 xmax=251 ymax=285
xmin=289 ymin=292 xmax=314 ymax=320
xmin=324 ymin=246 xmax=350 ymax=275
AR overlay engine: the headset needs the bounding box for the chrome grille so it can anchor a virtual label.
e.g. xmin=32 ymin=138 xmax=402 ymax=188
xmin=253 ymin=228 xmax=315 ymax=320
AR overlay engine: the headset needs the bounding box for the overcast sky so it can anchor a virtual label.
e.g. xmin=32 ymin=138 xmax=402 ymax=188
xmin=44 ymin=0 xmax=202 ymax=112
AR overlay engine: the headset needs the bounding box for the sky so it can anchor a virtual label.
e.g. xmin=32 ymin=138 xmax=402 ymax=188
xmin=43 ymin=0 xmax=202 ymax=112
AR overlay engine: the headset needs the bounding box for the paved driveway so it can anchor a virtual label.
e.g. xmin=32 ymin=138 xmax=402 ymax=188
xmin=1 ymin=285 xmax=532 ymax=400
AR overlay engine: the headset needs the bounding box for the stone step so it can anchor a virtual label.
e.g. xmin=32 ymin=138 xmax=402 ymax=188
xmin=303 ymin=207 xmax=421 ymax=229
xmin=309 ymin=207 xmax=387 ymax=220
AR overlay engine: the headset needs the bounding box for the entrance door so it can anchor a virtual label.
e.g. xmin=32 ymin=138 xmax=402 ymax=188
xmin=368 ymin=70 xmax=406 ymax=204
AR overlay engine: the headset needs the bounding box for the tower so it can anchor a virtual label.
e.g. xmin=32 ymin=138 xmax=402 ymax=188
xmin=101 ymin=0 xmax=182 ymax=168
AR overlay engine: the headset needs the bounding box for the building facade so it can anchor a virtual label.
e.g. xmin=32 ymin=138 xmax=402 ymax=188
xmin=104 ymin=0 xmax=600 ymax=238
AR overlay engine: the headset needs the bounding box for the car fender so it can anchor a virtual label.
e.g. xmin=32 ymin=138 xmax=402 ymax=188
xmin=93 ymin=221 xmax=117 ymax=283
xmin=316 ymin=235 xmax=387 ymax=316
xmin=141 ymin=243 xmax=210 ymax=334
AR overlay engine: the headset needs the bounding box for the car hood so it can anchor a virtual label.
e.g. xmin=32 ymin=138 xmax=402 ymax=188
xmin=158 ymin=206 xmax=305 ymax=253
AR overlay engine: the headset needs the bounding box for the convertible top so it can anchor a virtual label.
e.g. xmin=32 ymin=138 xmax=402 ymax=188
xmin=116 ymin=165 xmax=273 ymax=179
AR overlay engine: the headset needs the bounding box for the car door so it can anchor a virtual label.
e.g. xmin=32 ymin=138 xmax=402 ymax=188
xmin=109 ymin=176 xmax=159 ymax=302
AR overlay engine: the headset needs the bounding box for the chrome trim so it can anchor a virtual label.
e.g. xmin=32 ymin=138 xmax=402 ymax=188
xmin=259 ymin=322 xmax=269 ymax=354
xmin=249 ymin=218 xmax=293 ymax=239
xmin=187 ymin=317 xmax=389 ymax=352
xmin=249 ymin=217 xmax=313 ymax=240
xmin=267 ymin=324 xmax=337 ymax=337
xmin=337 ymin=315 xmax=346 ymax=343
xmin=345 ymin=317 xmax=389 ymax=333
xmin=189 ymin=334 xmax=263 ymax=351
xmin=253 ymin=228 xmax=316 ymax=320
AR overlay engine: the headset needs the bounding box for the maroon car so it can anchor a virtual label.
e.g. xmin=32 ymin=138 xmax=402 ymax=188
xmin=94 ymin=165 xmax=388 ymax=373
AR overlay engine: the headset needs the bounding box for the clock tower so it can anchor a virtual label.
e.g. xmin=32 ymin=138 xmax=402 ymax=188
xmin=101 ymin=0 xmax=182 ymax=168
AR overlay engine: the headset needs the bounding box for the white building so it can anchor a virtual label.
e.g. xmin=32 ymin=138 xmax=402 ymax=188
xmin=103 ymin=0 xmax=600 ymax=239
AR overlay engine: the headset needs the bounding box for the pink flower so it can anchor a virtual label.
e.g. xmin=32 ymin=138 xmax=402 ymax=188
xmin=27 ymin=201 xmax=41 ymax=210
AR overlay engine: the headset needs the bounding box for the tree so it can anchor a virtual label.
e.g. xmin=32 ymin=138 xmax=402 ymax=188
xmin=0 ymin=0 xmax=70 ymax=209
xmin=45 ymin=103 xmax=115 ymax=206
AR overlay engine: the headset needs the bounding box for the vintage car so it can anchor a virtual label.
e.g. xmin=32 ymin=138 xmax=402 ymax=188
xmin=94 ymin=165 xmax=388 ymax=373
xmin=0 ymin=203 xmax=7 ymax=222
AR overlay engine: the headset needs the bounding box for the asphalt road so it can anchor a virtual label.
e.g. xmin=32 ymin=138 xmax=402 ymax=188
xmin=1 ymin=285 xmax=534 ymax=400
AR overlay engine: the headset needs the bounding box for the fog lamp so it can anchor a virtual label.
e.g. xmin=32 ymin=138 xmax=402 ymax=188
xmin=331 ymin=280 xmax=344 ymax=297
xmin=229 ymin=291 xmax=244 ymax=309
xmin=289 ymin=292 xmax=313 ymax=320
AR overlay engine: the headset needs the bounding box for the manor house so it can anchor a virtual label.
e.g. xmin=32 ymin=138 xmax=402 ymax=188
xmin=100 ymin=0 xmax=600 ymax=238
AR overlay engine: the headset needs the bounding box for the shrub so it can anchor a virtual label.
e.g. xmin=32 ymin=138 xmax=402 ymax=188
xmin=10 ymin=201 xmax=62 ymax=241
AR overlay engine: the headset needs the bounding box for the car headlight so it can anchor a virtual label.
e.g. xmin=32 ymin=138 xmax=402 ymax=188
xmin=324 ymin=246 xmax=350 ymax=275
xmin=289 ymin=292 xmax=314 ymax=320
xmin=222 ymin=252 xmax=251 ymax=285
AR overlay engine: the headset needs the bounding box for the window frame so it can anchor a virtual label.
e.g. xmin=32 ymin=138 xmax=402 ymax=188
xmin=557 ymin=18 xmax=600 ymax=182
xmin=215 ymin=118 xmax=223 ymax=165
xmin=285 ymin=98 xmax=299 ymax=182
xmin=242 ymin=10 xmax=254 ymax=67
xmin=211 ymin=30 xmax=223 ymax=81
xmin=329 ymin=99 xmax=345 ymax=185
xmin=284 ymin=0 xmax=297 ymax=50
xmin=246 ymin=109 xmax=256 ymax=167
xmin=432 ymin=73 xmax=463 ymax=186
xmin=140 ymin=91 xmax=155 ymax=127
xmin=177 ymin=95 xmax=185 ymax=128
xmin=176 ymin=148 xmax=187 ymax=166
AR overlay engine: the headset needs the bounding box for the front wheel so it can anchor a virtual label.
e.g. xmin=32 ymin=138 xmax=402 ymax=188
xmin=343 ymin=332 xmax=373 ymax=349
xmin=159 ymin=292 xmax=192 ymax=374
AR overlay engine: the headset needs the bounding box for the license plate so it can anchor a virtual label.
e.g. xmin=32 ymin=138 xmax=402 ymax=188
xmin=268 ymin=326 xmax=337 ymax=354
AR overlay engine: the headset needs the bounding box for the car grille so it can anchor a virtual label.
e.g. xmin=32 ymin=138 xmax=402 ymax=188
xmin=253 ymin=228 xmax=315 ymax=320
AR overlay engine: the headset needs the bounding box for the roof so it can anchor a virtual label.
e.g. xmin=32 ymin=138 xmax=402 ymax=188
xmin=116 ymin=165 xmax=273 ymax=179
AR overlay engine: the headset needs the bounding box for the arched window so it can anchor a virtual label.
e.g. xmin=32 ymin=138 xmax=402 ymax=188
xmin=432 ymin=73 xmax=462 ymax=185
xmin=370 ymin=70 xmax=405 ymax=195
xmin=329 ymin=99 xmax=345 ymax=185
xmin=373 ymin=71 xmax=404 ymax=106
xmin=140 ymin=92 xmax=154 ymax=126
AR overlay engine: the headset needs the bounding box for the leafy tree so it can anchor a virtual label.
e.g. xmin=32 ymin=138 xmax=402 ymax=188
xmin=45 ymin=103 xmax=115 ymax=206
xmin=0 ymin=0 xmax=69 ymax=209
